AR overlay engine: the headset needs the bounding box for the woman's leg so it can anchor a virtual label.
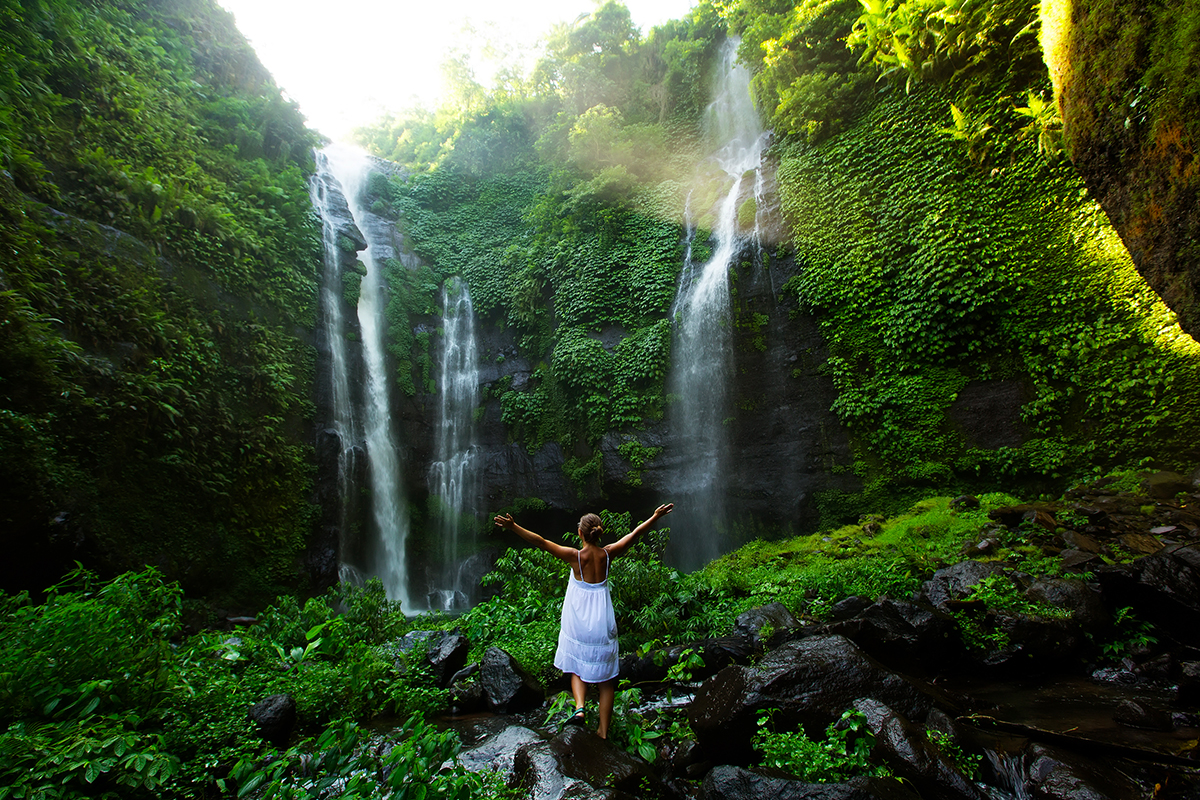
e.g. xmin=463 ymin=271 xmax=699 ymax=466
xmin=571 ymin=673 xmax=587 ymax=711
xmin=597 ymin=678 xmax=616 ymax=739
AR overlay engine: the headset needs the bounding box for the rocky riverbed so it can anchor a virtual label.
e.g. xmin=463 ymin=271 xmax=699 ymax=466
xmin=256 ymin=471 xmax=1200 ymax=798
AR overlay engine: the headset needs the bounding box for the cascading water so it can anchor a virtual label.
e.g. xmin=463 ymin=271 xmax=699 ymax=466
xmin=315 ymin=143 xmax=414 ymax=610
xmin=310 ymin=153 xmax=361 ymax=582
xmin=427 ymin=277 xmax=481 ymax=610
xmin=667 ymin=37 xmax=769 ymax=570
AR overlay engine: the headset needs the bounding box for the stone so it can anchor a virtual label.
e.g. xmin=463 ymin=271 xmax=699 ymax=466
xmin=1113 ymin=699 xmax=1174 ymax=730
xmin=1024 ymin=743 xmax=1145 ymax=799
xmin=1059 ymin=549 xmax=1100 ymax=571
xmin=987 ymin=504 xmax=1057 ymax=530
xmin=1060 ymin=531 xmax=1103 ymax=553
xmin=950 ymin=495 xmax=980 ymax=511
xmin=248 ymin=694 xmax=296 ymax=747
xmin=829 ymin=596 xmax=872 ymax=621
xmin=852 ymin=699 xmax=988 ymax=800
xmin=1119 ymin=533 xmax=1164 ymax=555
xmin=1023 ymin=578 xmax=1108 ymax=633
xmin=1128 ymin=543 xmax=1200 ymax=635
xmin=689 ymin=635 xmax=953 ymax=766
xmin=511 ymin=726 xmax=659 ymax=800
xmin=735 ymin=602 xmax=802 ymax=645
xmin=699 ymin=765 xmax=920 ymax=800
xmin=456 ymin=724 xmax=545 ymax=783
xmin=1177 ymin=661 xmax=1200 ymax=707
xmin=393 ymin=630 xmax=471 ymax=686
xmin=822 ymin=598 xmax=960 ymax=674
xmin=1142 ymin=471 xmax=1190 ymax=499
xmin=919 ymin=561 xmax=1008 ymax=610
xmin=481 ymin=646 xmax=544 ymax=713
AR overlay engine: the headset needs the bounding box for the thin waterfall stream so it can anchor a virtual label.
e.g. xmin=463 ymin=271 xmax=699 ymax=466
xmin=314 ymin=144 xmax=414 ymax=610
xmin=427 ymin=277 xmax=481 ymax=611
xmin=667 ymin=37 xmax=769 ymax=570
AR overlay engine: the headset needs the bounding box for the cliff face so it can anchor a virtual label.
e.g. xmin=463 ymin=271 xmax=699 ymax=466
xmin=1042 ymin=0 xmax=1200 ymax=337
xmin=0 ymin=0 xmax=322 ymax=602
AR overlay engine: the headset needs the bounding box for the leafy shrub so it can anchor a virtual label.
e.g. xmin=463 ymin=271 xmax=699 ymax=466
xmin=755 ymin=708 xmax=891 ymax=782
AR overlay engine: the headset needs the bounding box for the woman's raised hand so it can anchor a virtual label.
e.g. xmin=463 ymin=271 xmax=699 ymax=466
xmin=494 ymin=513 xmax=515 ymax=529
xmin=654 ymin=503 xmax=674 ymax=519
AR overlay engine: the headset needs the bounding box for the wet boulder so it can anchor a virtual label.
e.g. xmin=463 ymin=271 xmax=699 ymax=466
xmin=1024 ymin=578 xmax=1108 ymax=633
xmin=394 ymin=629 xmax=471 ymax=686
xmin=248 ymin=693 xmax=296 ymax=747
xmin=1024 ymin=743 xmax=1145 ymax=799
xmin=1113 ymin=699 xmax=1175 ymax=731
xmin=699 ymin=765 xmax=919 ymax=800
xmin=511 ymin=726 xmax=660 ymax=800
xmin=1129 ymin=543 xmax=1200 ymax=635
xmin=852 ymin=699 xmax=988 ymax=800
xmin=735 ymin=602 xmax=803 ymax=648
xmin=457 ymin=724 xmax=546 ymax=783
xmin=822 ymin=598 xmax=960 ymax=674
xmin=481 ymin=646 xmax=544 ymax=713
xmin=689 ymin=635 xmax=954 ymax=766
xmin=919 ymin=561 xmax=1008 ymax=610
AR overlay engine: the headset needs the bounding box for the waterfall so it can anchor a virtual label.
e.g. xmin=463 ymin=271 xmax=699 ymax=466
xmin=427 ymin=277 xmax=481 ymax=611
xmin=310 ymin=152 xmax=362 ymax=581
xmin=315 ymin=143 xmax=414 ymax=610
xmin=667 ymin=37 xmax=769 ymax=570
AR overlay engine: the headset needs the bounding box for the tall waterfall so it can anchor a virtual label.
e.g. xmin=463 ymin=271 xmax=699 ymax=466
xmin=427 ymin=277 xmax=480 ymax=610
xmin=314 ymin=144 xmax=414 ymax=610
xmin=667 ymin=38 xmax=768 ymax=570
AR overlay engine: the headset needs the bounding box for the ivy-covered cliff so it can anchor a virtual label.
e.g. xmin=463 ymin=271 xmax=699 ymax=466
xmin=0 ymin=0 xmax=322 ymax=602
xmin=352 ymin=0 xmax=1200 ymax=541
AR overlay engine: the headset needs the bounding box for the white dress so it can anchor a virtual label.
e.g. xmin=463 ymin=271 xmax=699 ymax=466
xmin=553 ymin=549 xmax=619 ymax=683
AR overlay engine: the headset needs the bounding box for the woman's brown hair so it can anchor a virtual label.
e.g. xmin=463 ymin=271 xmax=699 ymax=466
xmin=579 ymin=513 xmax=603 ymax=545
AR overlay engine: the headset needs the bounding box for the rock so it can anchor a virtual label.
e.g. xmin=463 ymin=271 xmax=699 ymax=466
xmin=393 ymin=630 xmax=471 ymax=687
xmin=988 ymin=504 xmax=1057 ymax=530
xmin=1024 ymin=578 xmax=1108 ymax=633
xmin=1024 ymin=743 xmax=1145 ymax=799
xmin=512 ymin=726 xmax=659 ymax=800
xmin=689 ymin=635 xmax=953 ymax=766
xmin=456 ymin=724 xmax=545 ymax=783
xmin=1113 ymin=698 xmax=1174 ymax=730
xmin=481 ymin=646 xmax=544 ymax=713
xmin=248 ymin=694 xmax=296 ymax=747
xmin=1177 ymin=661 xmax=1200 ymax=707
xmin=829 ymin=596 xmax=872 ymax=622
xmin=852 ymin=699 xmax=988 ymax=800
xmin=822 ymin=598 xmax=960 ymax=674
xmin=699 ymin=765 xmax=920 ymax=800
xmin=950 ymin=495 xmax=980 ymax=511
xmin=1119 ymin=533 xmax=1164 ymax=555
xmin=919 ymin=561 xmax=1008 ymax=610
xmin=429 ymin=631 xmax=471 ymax=687
xmin=1059 ymin=549 xmax=1100 ymax=571
xmin=1142 ymin=471 xmax=1190 ymax=499
xmin=1060 ymin=531 xmax=1103 ymax=553
xmin=735 ymin=602 xmax=802 ymax=646
xmin=1127 ymin=543 xmax=1200 ymax=635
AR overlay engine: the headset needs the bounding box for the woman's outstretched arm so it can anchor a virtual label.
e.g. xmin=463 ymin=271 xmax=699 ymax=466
xmin=494 ymin=513 xmax=578 ymax=563
xmin=604 ymin=503 xmax=674 ymax=560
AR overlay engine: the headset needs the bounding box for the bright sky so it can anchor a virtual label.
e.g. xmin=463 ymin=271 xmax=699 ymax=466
xmin=217 ymin=0 xmax=698 ymax=140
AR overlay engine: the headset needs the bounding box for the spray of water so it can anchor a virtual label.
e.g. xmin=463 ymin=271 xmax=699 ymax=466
xmin=316 ymin=144 xmax=414 ymax=609
xmin=427 ymin=277 xmax=480 ymax=610
xmin=667 ymin=38 xmax=769 ymax=570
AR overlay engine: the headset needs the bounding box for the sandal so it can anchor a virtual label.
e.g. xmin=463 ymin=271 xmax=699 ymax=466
xmin=566 ymin=707 xmax=586 ymax=726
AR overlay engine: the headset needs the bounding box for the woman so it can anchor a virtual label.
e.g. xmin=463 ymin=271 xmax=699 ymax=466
xmin=493 ymin=503 xmax=674 ymax=738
